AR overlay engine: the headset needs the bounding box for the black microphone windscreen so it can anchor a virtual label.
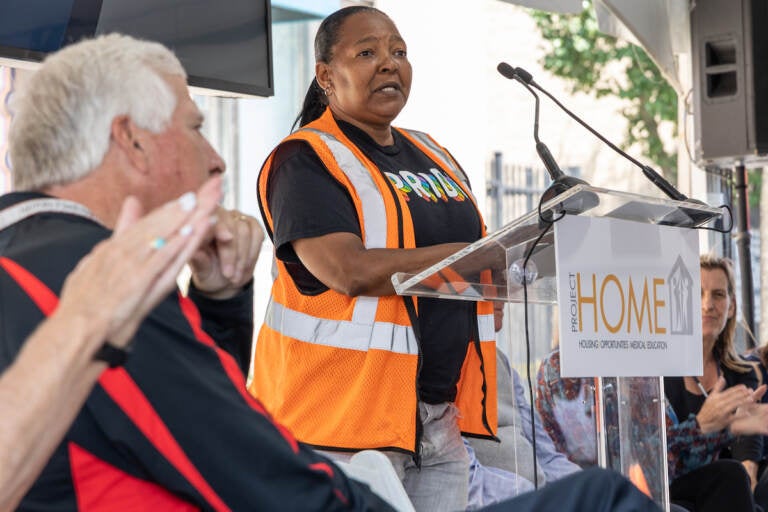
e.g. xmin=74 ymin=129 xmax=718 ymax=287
xmin=497 ymin=62 xmax=517 ymax=80
xmin=513 ymin=67 xmax=534 ymax=84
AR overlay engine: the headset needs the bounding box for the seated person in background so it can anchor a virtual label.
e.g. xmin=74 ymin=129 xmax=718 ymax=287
xmin=665 ymin=255 xmax=768 ymax=512
xmin=745 ymin=343 xmax=768 ymax=511
xmin=0 ymin=179 xmax=221 ymax=510
xmin=537 ymin=255 xmax=768 ymax=512
xmin=738 ymin=293 xmax=768 ymax=509
xmin=535 ymin=348 xmax=601 ymax=468
xmin=466 ymin=302 xmax=580 ymax=509
xmin=467 ymin=349 xmax=581 ymax=509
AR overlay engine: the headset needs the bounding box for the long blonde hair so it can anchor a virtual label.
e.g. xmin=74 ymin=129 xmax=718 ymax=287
xmin=700 ymin=254 xmax=750 ymax=373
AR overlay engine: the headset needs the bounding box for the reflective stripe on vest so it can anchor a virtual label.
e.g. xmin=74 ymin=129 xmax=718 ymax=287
xmin=476 ymin=312 xmax=495 ymax=343
xmin=401 ymin=130 xmax=462 ymax=179
xmin=264 ymin=299 xmax=419 ymax=355
xmin=299 ymin=127 xmax=387 ymax=331
xmin=301 ymin=128 xmax=387 ymax=250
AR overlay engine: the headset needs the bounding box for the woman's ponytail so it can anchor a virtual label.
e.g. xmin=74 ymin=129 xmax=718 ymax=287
xmin=293 ymin=78 xmax=327 ymax=131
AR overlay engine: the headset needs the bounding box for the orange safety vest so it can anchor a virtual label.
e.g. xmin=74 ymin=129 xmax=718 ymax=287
xmin=250 ymin=108 xmax=497 ymax=454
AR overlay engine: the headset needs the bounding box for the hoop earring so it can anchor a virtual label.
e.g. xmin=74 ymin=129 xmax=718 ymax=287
xmin=324 ymin=87 xmax=333 ymax=97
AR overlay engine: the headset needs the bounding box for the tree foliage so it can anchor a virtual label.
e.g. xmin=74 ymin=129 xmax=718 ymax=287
xmin=530 ymin=1 xmax=678 ymax=178
xmin=749 ymin=168 xmax=762 ymax=210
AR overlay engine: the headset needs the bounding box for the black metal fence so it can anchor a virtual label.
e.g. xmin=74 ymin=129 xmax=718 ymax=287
xmin=485 ymin=151 xmax=582 ymax=231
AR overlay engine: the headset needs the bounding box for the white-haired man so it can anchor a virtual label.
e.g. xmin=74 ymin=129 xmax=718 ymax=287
xmin=0 ymin=34 xmax=391 ymax=510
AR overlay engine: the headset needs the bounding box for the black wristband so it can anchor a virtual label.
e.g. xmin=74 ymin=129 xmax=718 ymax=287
xmin=93 ymin=341 xmax=129 ymax=368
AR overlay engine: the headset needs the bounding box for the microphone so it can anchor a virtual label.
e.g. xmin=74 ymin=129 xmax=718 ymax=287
xmin=498 ymin=62 xmax=699 ymax=205
xmin=496 ymin=62 xmax=589 ymax=204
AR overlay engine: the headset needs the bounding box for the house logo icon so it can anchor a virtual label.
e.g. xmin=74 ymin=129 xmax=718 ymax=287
xmin=668 ymin=255 xmax=694 ymax=335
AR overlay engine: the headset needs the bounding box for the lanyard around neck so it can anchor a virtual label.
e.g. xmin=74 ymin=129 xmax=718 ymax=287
xmin=0 ymin=198 xmax=100 ymax=232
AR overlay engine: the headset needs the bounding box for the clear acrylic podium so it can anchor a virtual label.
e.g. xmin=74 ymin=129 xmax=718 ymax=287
xmin=392 ymin=185 xmax=722 ymax=511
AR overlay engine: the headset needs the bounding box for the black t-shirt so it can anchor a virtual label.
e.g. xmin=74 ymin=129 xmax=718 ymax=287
xmin=266 ymin=120 xmax=482 ymax=404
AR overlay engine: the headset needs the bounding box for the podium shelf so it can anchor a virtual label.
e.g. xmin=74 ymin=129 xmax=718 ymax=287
xmin=392 ymin=185 xmax=721 ymax=304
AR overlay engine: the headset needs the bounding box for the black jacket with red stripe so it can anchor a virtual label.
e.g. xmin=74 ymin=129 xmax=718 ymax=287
xmin=0 ymin=192 xmax=392 ymax=511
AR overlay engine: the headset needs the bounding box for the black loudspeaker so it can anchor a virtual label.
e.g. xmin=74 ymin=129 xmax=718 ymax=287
xmin=691 ymin=0 xmax=768 ymax=166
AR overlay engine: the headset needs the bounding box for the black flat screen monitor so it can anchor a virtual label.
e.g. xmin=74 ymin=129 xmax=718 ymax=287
xmin=0 ymin=0 xmax=273 ymax=97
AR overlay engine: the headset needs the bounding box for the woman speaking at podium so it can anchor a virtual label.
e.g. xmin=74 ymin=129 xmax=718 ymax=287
xmin=249 ymin=6 xmax=496 ymax=511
